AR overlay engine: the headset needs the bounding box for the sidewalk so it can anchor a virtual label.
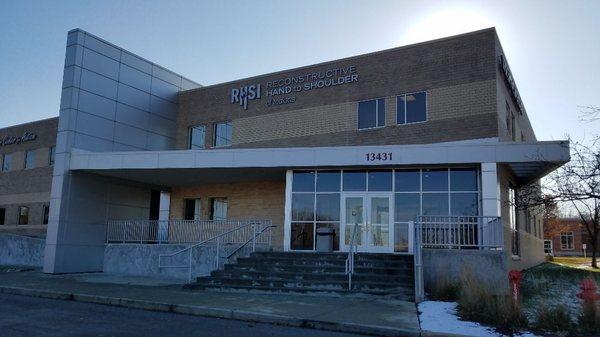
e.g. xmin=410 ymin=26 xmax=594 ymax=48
xmin=0 ymin=268 xmax=420 ymax=337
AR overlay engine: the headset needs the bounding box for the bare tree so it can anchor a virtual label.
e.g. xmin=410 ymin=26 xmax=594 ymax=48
xmin=579 ymin=105 xmax=600 ymax=122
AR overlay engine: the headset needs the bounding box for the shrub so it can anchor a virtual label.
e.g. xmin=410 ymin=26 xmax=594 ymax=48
xmin=457 ymin=268 xmax=528 ymax=333
xmin=534 ymin=304 xmax=574 ymax=332
xmin=579 ymin=302 xmax=600 ymax=333
xmin=430 ymin=277 xmax=460 ymax=302
xmin=545 ymin=254 xmax=554 ymax=262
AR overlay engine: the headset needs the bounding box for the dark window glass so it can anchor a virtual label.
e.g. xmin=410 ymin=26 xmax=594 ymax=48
xmin=422 ymin=193 xmax=448 ymax=216
xmin=450 ymin=168 xmax=478 ymax=191
xmin=395 ymin=170 xmax=420 ymax=192
xmin=343 ymin=171 xmax=366 ymax=191
xmin=316 ymin=194 xmax=340 ymax=221
xmin=184 ymin=199 xmax=196 ymax=220
xmin=396 ymin=95 xmax=406 ymax=124
xmin=292 ymin=194 xmax=314 ymax=221
xmin=214 ymin=121 xmax=232 ymax=147
xmin=368 ymin=171 xmax=392 ymax=191
xmin=149 ymin=190 xmax=160 ymax=220
xmin=422 ymin=169 xmax=448 ymax=191
xmin=43 ymin=205 xmax=49 ymax=225
xmin=18 ymin=206 xmax=29 ymax=225
xmin=49 ymin=147 xmax=55 ymax=166
xmin=451 ymin=193 xmax=479 ymax=216
xmin=406 ymin=92 xmax=427 ymax=123
xmin=292 ymin=171 xmax=315 ymax=192
xmin=316 ymin=223 xmax=339 ymax=251
xmin=0 ymin=208 xmax=5 ymax=225
xmin=189 ymin=125 xmax=205 ymax=149
xmin=358 ymin=99 xmax=385 ymax=129
xmin=377 ymin=99 xmax=386 ymax=127
xmin=2 ymin=154 xmax=12 ymax=172
xmin=291 ymin=223 xmax=314 ymax=250
xmin=316 ymin=171 xmax=340 ymax=192
xmin=395 ymin=193 xmax=420 ymax=222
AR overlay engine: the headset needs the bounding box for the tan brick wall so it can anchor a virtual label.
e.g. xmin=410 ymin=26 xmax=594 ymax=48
xmin=170 ymin=181 xmax=286 ymax=250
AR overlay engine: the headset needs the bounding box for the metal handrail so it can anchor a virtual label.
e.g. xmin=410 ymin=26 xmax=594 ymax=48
xmin=345 ymin=223 xmax=359 ymax=291
xmin=226 ymin=225 xmax=276 ymax=259
xmin=158 ymin=221 xmax=272 ymax=282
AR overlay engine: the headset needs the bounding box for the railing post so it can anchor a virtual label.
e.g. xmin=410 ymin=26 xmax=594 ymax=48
xmin=252 ymin=223 xmax=256 ymax=252
xmin=215 ymin=236 xmax=220 ymax=270
xmin=188 ymin=245 xmax=193 ymax=282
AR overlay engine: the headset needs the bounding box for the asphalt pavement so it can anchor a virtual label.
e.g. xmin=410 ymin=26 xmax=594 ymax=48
xmin=0 ymin=293 xmax=365 ymax=337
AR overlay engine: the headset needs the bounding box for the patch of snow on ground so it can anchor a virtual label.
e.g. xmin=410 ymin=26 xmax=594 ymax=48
xmin=419 ymin=301 xmax=539 ymax=337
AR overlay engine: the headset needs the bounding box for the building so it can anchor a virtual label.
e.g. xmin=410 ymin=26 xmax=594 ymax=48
xmin=0 ymin=118 xmax=57 ymax=236
xmin=544 ymin=217 xmax=593 ymax=256
xmin=0 ymin=27 xmax=570 ymax=298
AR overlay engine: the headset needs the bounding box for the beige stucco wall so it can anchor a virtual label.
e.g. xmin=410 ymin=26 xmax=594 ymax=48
xmin=170 ymin=181 xmax=286 ymax=250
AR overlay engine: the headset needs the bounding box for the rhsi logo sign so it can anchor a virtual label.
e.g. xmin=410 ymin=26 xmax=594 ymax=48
xmin=231 ymin=84 xmax=261 ymax=110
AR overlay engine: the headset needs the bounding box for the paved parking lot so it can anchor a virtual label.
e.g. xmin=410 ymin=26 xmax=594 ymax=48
xmin=0 ymin=293 xmax=364 ymax=337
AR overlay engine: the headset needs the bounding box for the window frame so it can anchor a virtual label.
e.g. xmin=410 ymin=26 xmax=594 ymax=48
xmin=213 ymin=121 xmax=232 ymax=148
xmin=18 ymin=206 xmax=29 ymax=225
xmin=396 ymin=91 xmax=427 ymax=126
xmin=188 ymin=125 xmax=206 ymax=150
xmin=560 ymin=231 xmax=574 ymax=250
xmin=209 ymin=197 xmax=228 ymax=221
xmin=25 ymin=149 xmax=36 ymax=169
xmin=2 ymin=153 xmax=12 ymax=172
xmin=357 ymin=97 xmax=386 ymax=131
xmin=48 ymin=146 xmax=55 ymax=166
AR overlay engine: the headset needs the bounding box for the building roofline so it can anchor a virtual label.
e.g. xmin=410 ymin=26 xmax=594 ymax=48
xmin=180 ymin=27 xmax=497 ymax=94
xmin=0 ymin=116 xmax=58 ymax=131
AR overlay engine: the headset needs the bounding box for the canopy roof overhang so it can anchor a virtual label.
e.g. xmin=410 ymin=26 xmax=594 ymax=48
xmin=69 ymin=140 xmax=570 ymax=187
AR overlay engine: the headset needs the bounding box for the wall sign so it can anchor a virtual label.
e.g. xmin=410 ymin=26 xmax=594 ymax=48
xmin=0 ymin=132 xmax=37 ymax=147
xmin=498 ymin=55 xmax=525 ymax=114
xmin=230 ymin=65 xmax=359 ymax=110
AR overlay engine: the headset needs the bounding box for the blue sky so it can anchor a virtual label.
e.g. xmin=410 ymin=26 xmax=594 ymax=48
xmin=0 ymin=0 xmax=598 ymax=142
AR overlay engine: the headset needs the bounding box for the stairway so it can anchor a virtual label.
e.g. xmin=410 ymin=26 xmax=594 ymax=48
xmin=185 ymin=252 xmax=415 ymax=300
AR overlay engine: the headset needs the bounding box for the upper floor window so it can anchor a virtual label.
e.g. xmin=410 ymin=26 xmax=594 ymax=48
xmin=43 ymin=205 xmax=50 ymax=225
xmin=18 ymin=206 xmax=29 ymax=225
xmin=0 ymin=208 xmax=5 ymax=225
xmin=397 ymin=92 xmax=427 ymax=125
xmin=2 ymin=154 xmax=12 ymax=172
xmin=560 ymin=232 xmax=574 ymax=250
xmin=25 ymin=150 xmax=36 ymax=169
xmin=188 ymin=125 xmax=206 ymax=149
xmin=210 ymin=198 xmax=228 ymax=221
xmin=49 ymin=147 xmax=55 ymax=166
xmin=358 ymin=98 xmax=385 ymax=130
xmin=214 ymin=121 xmax=232 ymax=147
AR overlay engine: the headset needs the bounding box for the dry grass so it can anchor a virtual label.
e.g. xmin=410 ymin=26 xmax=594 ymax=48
xmin=429 ymin=277 xmax=460 ymax=302
xmin=552 ymin=257 xmax=600 ymax=273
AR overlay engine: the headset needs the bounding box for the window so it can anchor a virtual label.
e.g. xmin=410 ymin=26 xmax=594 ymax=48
xmin=184 ymin=198 xmax=201 ymax=220
xmin=48 ymin=146 xmax=55 ymax=166
xmin=18 ymin=206 xmax=29 ymax=225
xmin=2 ymin=153 xmax=12 ymax=172
xmin=25 ymin=150 xmax=36 ymax=169
xmin=509 ymin=186 xmax=520 ymax=256
xmin=397 ymin=92 xmax=427 ymax=125
xmin=0 ymin=208 xmax=5 ymax=225
xmin=43 ymin=205 xmax=50 ymax=225
xmin=214 ymin=121 xmax=232 ymax=147
xmin=543 ymin=240 xmax=553 ymax=255
xmin=358 ymin=98 xmax=385 ymax=130
xmin=188 ymin=125 xmax=206 ymax=149
xmin=210 ymin=198 xmax=228 ymax=221
xmin=560 ymin=232 xmax=574 ymax=250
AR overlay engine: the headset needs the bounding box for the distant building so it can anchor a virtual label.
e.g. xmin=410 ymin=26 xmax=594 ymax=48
xmin=544 ymin=217 xmax=592 ymax=256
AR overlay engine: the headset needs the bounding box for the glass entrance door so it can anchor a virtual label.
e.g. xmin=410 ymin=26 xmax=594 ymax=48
xmin=342 ymin=193 xmax=393 ymax=253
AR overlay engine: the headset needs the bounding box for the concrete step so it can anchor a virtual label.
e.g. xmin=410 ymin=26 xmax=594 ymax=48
xmin=234 ymin=257 xmax=414 ymax=269
xmin=210 ymin=269 xmax=414 ymax=284
xmin=185 ymin=283 xmax=415 ymax=301
xmin=250 ymin=252 xmax=413 ymax=262
xmin=223 ymin=263 xmax=412 ymax=275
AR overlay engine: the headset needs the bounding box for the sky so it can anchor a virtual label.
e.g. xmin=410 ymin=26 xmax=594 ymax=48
xmin=0 ymin=0 xmax=598 ymax=142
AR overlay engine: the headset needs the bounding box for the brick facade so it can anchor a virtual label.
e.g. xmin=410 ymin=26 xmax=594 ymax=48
xmin=544 ymin=218 xmax=593 ymax=256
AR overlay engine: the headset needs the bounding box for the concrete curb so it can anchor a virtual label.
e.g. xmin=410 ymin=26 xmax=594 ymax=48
xmin=0 ymin=286 xmax=420 ymax=337
xmin=420 ymin=330 xmax=483 ymax=337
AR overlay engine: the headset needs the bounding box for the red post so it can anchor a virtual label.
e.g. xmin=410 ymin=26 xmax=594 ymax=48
xmin=508 ymin=270 xmax=522 ymax=302
xmin=577 ymin=278 xmax=600 ymax=304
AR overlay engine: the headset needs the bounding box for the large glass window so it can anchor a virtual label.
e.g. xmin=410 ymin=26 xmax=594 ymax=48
xmin=2 ymin=153 xmax=12 ymax=172
xmin=358 ymin=98 xmax=385 ymax=130
xmin=368 ymin=171 xmax=392 ymax=191
xmin=395 ymin=170 xmax=420 ymax=192
xmin=209 ymin=198 xmax=228 ymax=220
xmin=397 ymin=92 xmax=427 ymax=125
xmin=214 ymin=121 xmax=232 ymax=147
xmin=343 ymin=171 xmax=366 ymax=191
xmin=18 ymin=206 xmax=29 ymax=225
xmin=188 ymin=125 xmax=206 ymax=149
xmin=25 ymin=150 xmax=35 ymax=169
xmin=422 ymin=169 xmax=448 ymax=191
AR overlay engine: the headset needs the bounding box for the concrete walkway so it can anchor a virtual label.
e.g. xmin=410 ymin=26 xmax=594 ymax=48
xmin=0 ymin=268 xmax=420 ymax=337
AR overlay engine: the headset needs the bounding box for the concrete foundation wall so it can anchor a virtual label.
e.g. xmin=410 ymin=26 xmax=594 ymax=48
xmin=0 ymin=234 xmax=45 ymax=267
xmin=422 ymin=248 xmax=508 ymax=294
xmin=103 ymin=243 xmax=266 ymax=279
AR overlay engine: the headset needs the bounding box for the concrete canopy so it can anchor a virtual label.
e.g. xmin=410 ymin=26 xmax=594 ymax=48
xmin=69 ymin=140 xmax=570 ymax=187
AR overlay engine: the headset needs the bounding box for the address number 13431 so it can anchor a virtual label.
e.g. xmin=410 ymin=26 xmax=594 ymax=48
xmin=365 ymin=152 xmax=393 ymax=161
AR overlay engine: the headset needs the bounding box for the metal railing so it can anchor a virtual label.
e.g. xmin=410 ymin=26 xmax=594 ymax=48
xmin=345 ymin=223 xmax=359 ymax=291
xmin=106 ymin=219 xmax=270 ymax=244
xmin=413 ymin=215 xmax=503 ymax=303
xmin=157 ymin=221 xmax=275 ymax=282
